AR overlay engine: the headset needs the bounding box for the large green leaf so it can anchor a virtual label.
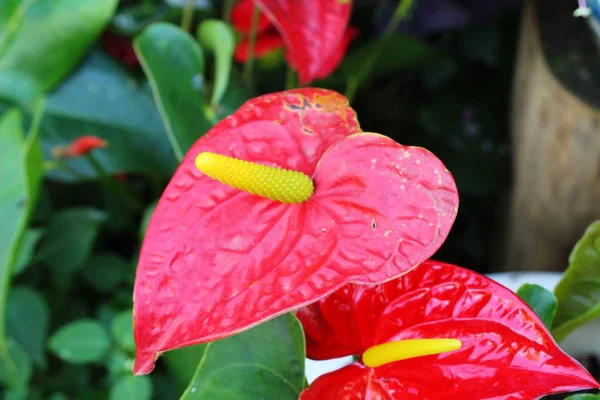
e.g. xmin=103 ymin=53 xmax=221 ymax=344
xmin=48 ymin=319 xmax=110 ymax=364
xmin=6 ymin=287 xmax=49 ymax=368
xmin=134 ymin=22 xmax=213 ymax=160
xmin=516 ymin=283 xmax=557 ymax=330
xmin=0 ymin=0 xmax=118 ymax=105
xmin=42 ymin=51 xmax=177 ymax=181
xmin=34 ymin=208 xmax=106 ymax=279
xmin=0 ymin=106 xmax=44 ymax=373
xmin=553 ymin=221 xmax=600 ymax=341
xmin=565 ymin=395 xmax=600 ymax=400
xmin=172 ymin=313 xmax=305 ymax=400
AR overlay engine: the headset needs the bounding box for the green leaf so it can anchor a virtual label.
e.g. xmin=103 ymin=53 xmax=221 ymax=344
xmin=47 ymin=393 xmax=69 ymax=400
xmin=164 ymin=342 xmax=207 ymax=391
xmin=106 ymin=350 xmax=134 ymax=378
xmin=0 ymin=0 xmax=118 ymax=105
xmin=553 ymin=221 xmax=600 ymax=341
xmin=12 ymin=228 xmax=43 ymax=276
xmin=34 ymin=208 xmax=105 ymax=278
xmin=134 ymin=22 xmax=212 ymax=160
xmin=516 ymin=283 xmax=557 ymax=329
xmin=110 ymin=375 xmax=153 ymax=400
xmin=565 ymin=395 xmax=600 ymax=400
xmin=197 ymin=19 xmax=235 ymax=106
xmin=6 ymin=287 xmax=48 ymax=367
xmin=111 ymin=310 xmax=135 ymax=353
xmin=82 ymin=253 xmax=126 ymax=292
xmin=341 ymin=34 xmax=454 ymax=88
xmin=0 ymin=105 xmax=44 ymax=374
xmin=42 ymin=51 xmax=177 ymax=181
xmin=174 ymin=313 xmax=305 ymax=400
xmin=213 ymin=72 xmax=253 ymax=121
xmin=0 ymin=338 xmax=32 ymax=388
xmin=48 ymin=319 xmax=110 ymax=364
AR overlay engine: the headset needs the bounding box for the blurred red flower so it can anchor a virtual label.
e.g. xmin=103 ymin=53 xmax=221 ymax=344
xmin=52 ymin=135 xmax=108 ymax=159
xmin=231 ymin=0 xmax=358 ymax=84
xmin=100 ymin=32 xmax=140 ymax=70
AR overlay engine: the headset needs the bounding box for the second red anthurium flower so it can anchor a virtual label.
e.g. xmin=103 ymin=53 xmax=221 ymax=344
xmin=132 ymin=88 xmax=459 ymax=374
xmin=232 ymin=0 xmax=358 ymax=84
xmin=297 ymin=260 xmax=600 ymax=399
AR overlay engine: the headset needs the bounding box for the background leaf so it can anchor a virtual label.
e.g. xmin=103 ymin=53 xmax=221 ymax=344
xmin=34 ymin=208 xmax=106 ymax=279
xmin=111 ymin=310 xmax=135 ymax=353
xmin=0 ymin=0 xmax=118 ymax=104
xmin=48 ymin=319 xmax=110 ymax=364
xmin=109 ymin=375 xmax=152 ymax=400
xmin=553 ymin=221 xmax=600 ymax=342
xmin=516 ymin=283 xmax=557 ymax=329
xmin=197 ymin=19 xmax=235 ymax=106
xmin=82 ymin=253 xmax=127 ymax=292
xmin=42 ymin=52 xmax=177 ymax=181
xmin=134 ymin=22 xmax=212 ymax=160
xmin=174 ymin=313 xmax=305 ymax=400
xmin=0 ymin=106 xmax=44 ymax=374
xmin=6 ymin=287 xmax=49 ymax=367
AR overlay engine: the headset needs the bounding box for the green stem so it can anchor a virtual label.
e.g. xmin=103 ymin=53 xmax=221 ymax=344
xmin=87 ymin=154 xmax=145 ymax=211
xmin=222 ymin=0 xmax=234 ymax=23
xmin=242 ymin=5 xmax=261 ymax=84
xmin=285 ymin=66 xmax=297 ymax=90
xmin=345 ymin=0 xmax=415 ymax=102
xmin=181 ymin=0 xmax=195 ymax=32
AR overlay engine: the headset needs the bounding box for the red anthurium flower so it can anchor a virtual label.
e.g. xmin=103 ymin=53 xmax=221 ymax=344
xmin=51 ymin=135 xmax=108 ymax=158
xmin=100 ymin=32 xmax=139 ymax=70
xmin=297 ymin=260 xmax=600 ymax=400
xmin=232 ymin=0 xmax=357 ymax=84
xmin=133 ymin=88 xmax=458 ymax=374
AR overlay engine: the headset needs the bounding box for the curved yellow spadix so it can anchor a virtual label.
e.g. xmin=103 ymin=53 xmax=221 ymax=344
xmin=195 ymin=152 xmax=314 ymax=204
xmin=362 ymin=338 xmax=462 ymax=368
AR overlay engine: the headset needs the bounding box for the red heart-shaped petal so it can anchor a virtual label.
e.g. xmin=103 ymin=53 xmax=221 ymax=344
xmin=133 ymin=89 xmax=458 ymax=374
xmin=298 ymin=261 xmax=599 ymax=399
xmin=255 ymin=0 xmax=353 ymax=84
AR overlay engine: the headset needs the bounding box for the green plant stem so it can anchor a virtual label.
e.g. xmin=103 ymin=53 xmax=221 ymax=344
xmin=181 ymin=0 xmax=195 ymax=32
xmin=242 ymin=5 xmax=261 ymax=84
xmin=345 ymin=0 xmax=415 ymax=102
xmin=222 ymin=0 xmax=234 ymax=23
xmin=285 ymin=67 xmax=297 ymax=89
xmin=86 ymin=154 xmax=145 ymax=211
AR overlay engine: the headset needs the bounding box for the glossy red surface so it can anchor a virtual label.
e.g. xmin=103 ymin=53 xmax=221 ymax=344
xmin=297 ymin=261 xmax=599 ymax=399
xmin=132 ymin=88 xmax=458 ymax=374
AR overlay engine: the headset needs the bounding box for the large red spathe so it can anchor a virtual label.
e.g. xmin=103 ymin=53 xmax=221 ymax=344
xmin=133 ymin=89 xmax=458 ymax=374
